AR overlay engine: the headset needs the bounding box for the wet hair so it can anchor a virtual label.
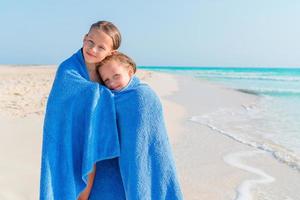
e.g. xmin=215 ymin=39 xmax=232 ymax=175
xmin=89 ymin=21 xmax=121 ymax=50
xmin=97 ymin=51 xmax=136 ymax=83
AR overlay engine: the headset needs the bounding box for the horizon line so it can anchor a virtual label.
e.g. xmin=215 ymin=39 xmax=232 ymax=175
xmin=0 ymin=64 xmax=300 ymax=69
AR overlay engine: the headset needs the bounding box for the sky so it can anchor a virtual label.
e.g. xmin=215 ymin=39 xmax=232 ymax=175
xmin=0 ymin=0 xmax=299 ymax=67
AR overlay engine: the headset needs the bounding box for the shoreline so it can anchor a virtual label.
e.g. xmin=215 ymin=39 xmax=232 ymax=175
xmin=1 ymin=67 xmax=299 ymax=199
xmin=148 ymin=72 xmax=300 ymax=199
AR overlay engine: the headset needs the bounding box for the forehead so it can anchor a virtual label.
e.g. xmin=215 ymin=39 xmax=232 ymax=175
xmin=87 ymin=28 xmax=113 ymax=49
xmin=99 ymin=61 xmax=127 ymax=74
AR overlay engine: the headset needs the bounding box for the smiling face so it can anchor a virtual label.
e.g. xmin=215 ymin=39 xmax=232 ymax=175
xmin=82 ymin=28 xmax=114 ymax=65
xmin=98 ymin=60 xmax=133 ymax=91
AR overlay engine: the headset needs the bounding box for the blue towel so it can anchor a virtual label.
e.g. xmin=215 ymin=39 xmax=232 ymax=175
xmin=110 ymin=76 xmax=183 ymax=200
xmin=40 ymin=49 xmax=123 ymax=199
xmin=40 ymin=49 xmax=182 ymax=199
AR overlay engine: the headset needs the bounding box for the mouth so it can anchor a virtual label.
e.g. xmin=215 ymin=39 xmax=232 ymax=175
xmin=86 ymin=51 xmax=96 ymax=58
xmin=112 ymin=85 xmax=122 ymax=91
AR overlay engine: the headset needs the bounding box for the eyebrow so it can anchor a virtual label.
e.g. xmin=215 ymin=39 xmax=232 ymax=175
xmin=87 ymin=35 xmax=108 ymax=49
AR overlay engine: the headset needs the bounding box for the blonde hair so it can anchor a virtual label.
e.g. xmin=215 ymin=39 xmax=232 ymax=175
xmin=89 ymin=21 xmax=121 ymax=50
xmin=97 ymin=52 xmax=137 ymax=84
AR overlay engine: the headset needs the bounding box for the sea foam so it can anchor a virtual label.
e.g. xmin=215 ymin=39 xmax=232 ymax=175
xmin=223 ymin=150 xmax=275 ymax=200
xmin=190 ymin=109 xmax=300 ymax=172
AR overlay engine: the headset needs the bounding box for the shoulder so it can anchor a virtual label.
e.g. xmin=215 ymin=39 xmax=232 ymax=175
xmin=54 ymin=49 xmax=89 ymax=80
xmin=134 ymin=81 xmax=162 ymax=107
xmin=57 ymin=50 xmax=82 ymax=73
xmin=136 ymin=80 xmax=158 ymax=95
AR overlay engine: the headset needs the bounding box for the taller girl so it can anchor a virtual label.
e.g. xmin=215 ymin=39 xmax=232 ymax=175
xmin=40 ymin=21 xmax=123 ymax=200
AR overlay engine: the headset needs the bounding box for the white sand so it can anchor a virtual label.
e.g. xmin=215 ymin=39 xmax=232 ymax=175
xmin=0 ymin=66 xmax=299 ymax=199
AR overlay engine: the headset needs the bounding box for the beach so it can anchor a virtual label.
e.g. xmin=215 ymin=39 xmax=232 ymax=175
xmin=0 ymin=66 xmax=299 ymax=200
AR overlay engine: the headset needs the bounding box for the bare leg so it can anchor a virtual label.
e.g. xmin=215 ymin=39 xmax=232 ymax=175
xmin=78 ymin=165 xmax=96 ymax=200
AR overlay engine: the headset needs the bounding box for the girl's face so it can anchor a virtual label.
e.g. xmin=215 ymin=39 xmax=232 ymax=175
xmin=98 ymin=60 xmax=133 ymax=91
xmin=83 ymin=29 xmax=114 ymax=64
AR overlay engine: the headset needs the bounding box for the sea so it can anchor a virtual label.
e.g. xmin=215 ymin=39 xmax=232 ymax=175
xmin=140 ymin=66 xmax=300 ymax=172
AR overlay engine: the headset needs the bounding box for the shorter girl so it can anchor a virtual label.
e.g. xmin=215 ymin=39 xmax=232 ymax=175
xmin=97 ymin=52 xmax=136 ymax=91
xmin=96 ymin=52 xmax=183 ymax=199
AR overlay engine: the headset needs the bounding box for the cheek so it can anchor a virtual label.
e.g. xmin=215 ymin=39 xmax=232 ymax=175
xmin=83 ymin=48 xmax=111 ymax=63
xmin=121 ymin=76 xmax=131 ymax=85
xmin=96 ymin=51 xmax=111 ymax=62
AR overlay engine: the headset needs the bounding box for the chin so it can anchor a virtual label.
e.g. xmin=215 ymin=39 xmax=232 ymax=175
xmin=85 ymin=58 xmax=97 ymax=64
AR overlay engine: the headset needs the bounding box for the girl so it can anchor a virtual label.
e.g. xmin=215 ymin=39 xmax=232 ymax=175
xmin=40 ymin=21 xmax=122 ymax=200
xmin=96 ymin=53 xmax=183 ymax=199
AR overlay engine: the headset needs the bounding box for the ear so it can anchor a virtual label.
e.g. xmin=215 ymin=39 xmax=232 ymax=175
xmin=109 ymin=50 xmax=118 ymax=56
xmin=128 ymin=68 xmax=134 ymax=76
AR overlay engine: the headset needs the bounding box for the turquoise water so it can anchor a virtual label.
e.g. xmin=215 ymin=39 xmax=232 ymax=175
xmin=140 ymin=66 xmax=300 ymax=171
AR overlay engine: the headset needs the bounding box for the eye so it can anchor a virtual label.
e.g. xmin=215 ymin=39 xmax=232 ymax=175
xmin=86 ymin=39 xmax=94 ymax=46
xmin=113 ymin=74 xmax=121 ymax=80
xmin=97 ymin=46 xmax=106 ymax=51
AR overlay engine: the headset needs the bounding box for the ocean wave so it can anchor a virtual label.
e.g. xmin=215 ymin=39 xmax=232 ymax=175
xmin=195 ymin=72 xmax=300 ymax=82
xmin=223 ymin=150 xmax=275 ymax=200
xmin=190 ymin=115 xmax=300 ymax=173
xmin=236 ymin=88 xmax=300 ymax=97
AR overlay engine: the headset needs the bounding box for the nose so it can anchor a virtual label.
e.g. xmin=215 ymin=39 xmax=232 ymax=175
xmin=91 ymin=46 xmax=98 ymax=53
xmin=107 ymin=81 xmax=117 ymax=89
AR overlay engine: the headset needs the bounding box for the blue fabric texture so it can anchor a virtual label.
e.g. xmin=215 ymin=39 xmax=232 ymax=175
xmin=112 ymin=76 xmax=183 ymax=200
xmin=39 ymin=49 xmax=122 ymax=200
xmin=40 ymin=49 xmax=182 ymax=199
